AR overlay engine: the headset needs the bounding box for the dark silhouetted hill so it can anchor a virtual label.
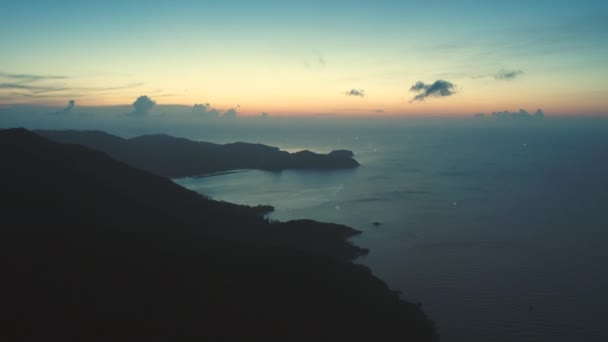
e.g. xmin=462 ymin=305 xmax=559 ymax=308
xmin=35 ymin=129 xmax=360 ymax=178
xmin=1 ymin=128 xmax=437 ymax=342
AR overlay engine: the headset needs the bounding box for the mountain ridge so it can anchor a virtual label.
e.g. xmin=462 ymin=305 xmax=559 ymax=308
xmin=1 ymin=128 xmax=438 ymax=341
xmin=35 ymin=129 xmax=360 ymax=178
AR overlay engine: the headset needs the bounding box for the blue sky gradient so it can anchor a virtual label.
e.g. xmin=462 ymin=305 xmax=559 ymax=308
xmin=1 ymin=0 xmax=606 ymax=115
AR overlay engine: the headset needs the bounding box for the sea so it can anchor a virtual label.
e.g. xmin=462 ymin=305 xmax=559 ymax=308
xmin=173 ymin=118 xmax=608 ymax=342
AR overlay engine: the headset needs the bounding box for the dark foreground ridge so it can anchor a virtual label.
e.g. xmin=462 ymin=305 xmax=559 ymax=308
xmin=0 ymin=128 xmax=438 ymax=341
xmin=35 ymin=129 xmax=360 ymax=178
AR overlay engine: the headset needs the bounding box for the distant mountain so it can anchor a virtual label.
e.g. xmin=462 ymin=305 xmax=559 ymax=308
xmin=1 ymin=128 xmax=437 ymax=341
xmin=35 ymin=129 xmax=360 ymax=178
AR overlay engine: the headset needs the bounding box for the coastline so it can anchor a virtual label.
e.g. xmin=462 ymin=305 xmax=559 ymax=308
xmin=1 ymin=128 xmax=439 ymax=341
xmin=34 ymin=129 xmax=361 ymax=178
xmin=192 ymin=170 xmax=251 ymax=178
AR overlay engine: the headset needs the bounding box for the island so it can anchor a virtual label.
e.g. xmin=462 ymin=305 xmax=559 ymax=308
xmin=1 ymin=128 xmax=438 ymax=341
xmin=34 ymin=129 xmax=360 ymax=178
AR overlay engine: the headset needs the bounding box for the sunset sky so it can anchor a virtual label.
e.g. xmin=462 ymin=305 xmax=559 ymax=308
xmin=1 ymin=0 xmax=606 ymax=116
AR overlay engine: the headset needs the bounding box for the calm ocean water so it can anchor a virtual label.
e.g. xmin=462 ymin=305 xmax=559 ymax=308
xmin=174 ymin=118 xmax=608 ymax=342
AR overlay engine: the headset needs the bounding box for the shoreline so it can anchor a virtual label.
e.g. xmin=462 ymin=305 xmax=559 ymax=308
xmin=192 ymin=169 xmax=251 ymax=178
xmin=1 ymin=128 xmax=440 ymax=341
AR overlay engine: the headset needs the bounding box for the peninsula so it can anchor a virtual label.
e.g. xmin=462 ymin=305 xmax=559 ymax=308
xmin=1 ymin=128 xmax=437 ymax=341
xmin=35 ymin=129 xmax=360 ymax=178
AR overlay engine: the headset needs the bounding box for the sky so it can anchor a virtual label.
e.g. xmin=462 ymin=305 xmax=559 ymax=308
xmin=1 ymin=0 xmax=607 ymax=116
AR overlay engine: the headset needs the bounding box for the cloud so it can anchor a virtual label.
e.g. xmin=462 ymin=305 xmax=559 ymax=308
xmin=0 ymin=72 xmax=69 ymax=99
xmin=193 ymin=103 xmax=221 ymax=117
xmin=82 ymin=83 xmax=144 ymax=92
xmin=409 ymin=80 xmax=456 ymax=102
xmin=1 ymin=71 xmax=142 ymax=101
xmin=535 ymin=108 xmax=544 ymax=117
xmin=0 ymin=81 xmax=140 ymax=94
xmin=0 ymin=71 xmax=67 ymax=82
xmin=0 ymin=83 xmax=68 ymax=94
xmin=489 ymin=108 xmax=545 ymax=119
xmin=470 ymin=70 xmax=525 ymax=81
xmin=192 ymin=103 xmax=240 ymax=119
xmin=494 ymin=70 xmax=524 ymax=80
xmin=304 ymin=53 xmax=327 ymax=69
xmin=222 ymin=106 xmax=239 ymax=119
xmin=130 ymin=95 xmax=155 ymax=116
xmin=410 ymin=81 xmax=427 ymax=92
xmin=374 ymin=109 xmax=384 ymax=113
xmin=345 ymin=89 xmax=365 ymax=97
xmin=49 ymin=99 xmax=76 ymax=115
xmin=64 ymin=99 xmax=75 ymax=112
